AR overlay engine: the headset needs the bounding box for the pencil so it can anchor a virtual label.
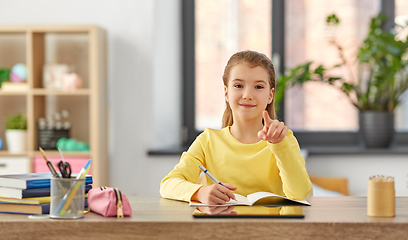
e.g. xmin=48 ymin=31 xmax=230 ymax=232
xmin=39 ymin=147 xmax=60 ymax=178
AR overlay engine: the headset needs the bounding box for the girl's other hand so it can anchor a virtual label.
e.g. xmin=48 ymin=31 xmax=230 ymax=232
xmin=258 ymin=110 xmax=289 ymax=144
xmin=192 ymin=183 xmax=237 ymax=205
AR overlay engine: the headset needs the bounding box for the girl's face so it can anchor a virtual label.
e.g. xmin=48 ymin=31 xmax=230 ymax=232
xmin=224 ymin=63 xmax=274 ymax=122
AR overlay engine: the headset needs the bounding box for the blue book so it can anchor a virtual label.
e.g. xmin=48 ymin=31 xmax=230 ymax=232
xmin=0 ymin=172 xmax=93 ymax=189
xmin=0 ymin=184 xmax=93 ymax=199
xmin=0 ymin=198 xmax=89 ymax=215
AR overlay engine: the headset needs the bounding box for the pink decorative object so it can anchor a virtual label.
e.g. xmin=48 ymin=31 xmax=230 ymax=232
xmin=10 ymin=72 xmax=24 ymax=82
xmin=33 ymin=157 xmax=92 ymax=175
xmin=88 ymin=187 xmax=132 ymax=217
xmin=10 ymin=63 xmax=27 ymax=83
xmin=62 ymin=73 xmax=83 ymax=91
xmin=43 ymin=64 xmax=70 ymax=89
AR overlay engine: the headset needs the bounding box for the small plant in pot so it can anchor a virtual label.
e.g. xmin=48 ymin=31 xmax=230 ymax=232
xmin=0 ymin=67 xmax=11 ymax=87
xmin=5 ymin=113 xmax=27 ymax=153
xmin=276 ymin=13 xmax=408 ymax=148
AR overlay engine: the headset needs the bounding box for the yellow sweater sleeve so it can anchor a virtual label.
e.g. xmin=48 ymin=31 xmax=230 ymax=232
xmin=268 ymin=130 xmax=312 ymax=200
xmin=159 ymin=131 xmax=208 ymax=202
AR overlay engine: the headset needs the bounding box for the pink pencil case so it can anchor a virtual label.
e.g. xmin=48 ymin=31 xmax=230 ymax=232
xmin=88 ymin=186 xmax=132 ymax=218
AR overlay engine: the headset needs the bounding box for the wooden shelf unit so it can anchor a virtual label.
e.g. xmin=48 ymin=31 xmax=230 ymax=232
xmin=0 ymin=25 xmax=108 ymax=187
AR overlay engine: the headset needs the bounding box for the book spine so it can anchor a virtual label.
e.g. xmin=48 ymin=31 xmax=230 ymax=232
xmin=22 ymin=184 xmax=93 ymax=198
xmin=25 ymin=176 xmax=93 ymax=189
xmin=42 ymin=203 xmax=50 ymax=214
xmin=0 ymin=198 xmax=88 ymax=215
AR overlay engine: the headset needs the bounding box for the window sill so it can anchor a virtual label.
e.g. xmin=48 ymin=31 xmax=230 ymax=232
xmin=147 ymin=146 xmax=188 ymax=156
xmin=147 ymin=144 xmax=408 ymax=156
xmin=304 ymin=145 xmax=408 ymax=155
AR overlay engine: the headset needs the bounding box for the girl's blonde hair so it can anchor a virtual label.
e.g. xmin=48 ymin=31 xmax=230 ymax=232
xmin=222 ymin=50 xmax=276 ymax=128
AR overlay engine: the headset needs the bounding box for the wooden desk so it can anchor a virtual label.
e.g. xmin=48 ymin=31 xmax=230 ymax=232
xmin=1 ymin=196 xmax=408 ymax=240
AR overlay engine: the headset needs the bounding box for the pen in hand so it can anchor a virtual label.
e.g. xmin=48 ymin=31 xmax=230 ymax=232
xmin=198 ymin=165 xmax=224 ymax=187
xmin=198 ymin=165 xmax=236 ymax=201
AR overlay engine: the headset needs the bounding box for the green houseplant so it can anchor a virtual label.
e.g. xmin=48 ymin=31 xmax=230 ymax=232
xmin=276 ymin=13 xmax=408 ymax=148
xmin=0 ymin=67 xmax=10 ymax=88
xmin=6 ymin=113 xmax=27 ymax=130
xmin=5 ymin=113 xmax=27 ymax=153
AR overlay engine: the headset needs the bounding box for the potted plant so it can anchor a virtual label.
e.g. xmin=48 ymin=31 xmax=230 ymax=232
xmin=5 ymin=113 xmax=27 ymax=153
xmin=0 ymin=67 xmax=10 ymax=88
xmin=276 ymin=13 xmax=408 ymax=148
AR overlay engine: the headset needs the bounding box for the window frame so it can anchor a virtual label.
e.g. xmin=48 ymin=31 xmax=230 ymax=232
xmin=181 ymin=0 xmax=408 ymax=152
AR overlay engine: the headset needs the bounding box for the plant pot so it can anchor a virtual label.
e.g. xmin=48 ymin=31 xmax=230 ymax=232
xmin=5 ymin=129 xmax=27 ymax=153
xmin=359 ymin=111 xmax=394 ymax=148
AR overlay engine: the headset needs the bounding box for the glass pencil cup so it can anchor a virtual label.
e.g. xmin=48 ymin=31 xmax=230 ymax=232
xmin=50 ymin=177 xmax=85 ymax=219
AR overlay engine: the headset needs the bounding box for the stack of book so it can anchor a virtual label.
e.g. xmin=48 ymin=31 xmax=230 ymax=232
xmin=0 ymin=172 xmax=93 ymax=215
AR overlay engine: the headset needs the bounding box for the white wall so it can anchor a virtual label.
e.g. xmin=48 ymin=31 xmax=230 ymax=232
xmin=0 ymin=0 xmax=181 ymax=197
xmin=306 ymin=154 xmax=408 ymax=196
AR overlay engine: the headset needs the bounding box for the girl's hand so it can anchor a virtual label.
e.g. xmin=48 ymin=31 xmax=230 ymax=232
xmin=192 ymin=183 xmax=237 ymax=205
xmin=258 ymin=110 xmax=289 ymax=144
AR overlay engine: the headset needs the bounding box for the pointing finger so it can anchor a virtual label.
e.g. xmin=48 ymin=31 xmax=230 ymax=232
xmin=266 ymin=120 xmax=279 ymax=140
xmin=263 ymin=110 xmax=272 ymax=125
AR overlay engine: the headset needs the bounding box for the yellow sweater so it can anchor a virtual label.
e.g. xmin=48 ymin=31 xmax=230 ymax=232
xmin=160 ymin=127 xmax=312 ymax=202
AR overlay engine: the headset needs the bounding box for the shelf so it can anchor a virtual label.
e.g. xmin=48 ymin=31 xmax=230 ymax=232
xmin=0 ymin=89 xmax=90 ymax=96
xmin=0 ymin=150 xmax=91 ymax=158
xmin=0 ymin=151 xmax=29 ymax=157
xmin=31 ymin=88 xmax=90 ymax=96
xmin=0 ymin=25 xmax=96 ymax=33
xmin=0 ymin=25 xmax=107 ymax=186
xmin=31 ymin=150 xmax=91 ymax=158
xmin=0 ymin=91 xmax=28 ymax=96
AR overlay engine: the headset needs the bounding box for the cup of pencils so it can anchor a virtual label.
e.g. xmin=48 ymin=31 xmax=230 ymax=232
xmin=367 ymin=175 xmax=395 ymax=217
xmin=50 ymin=177 xmax=85 ymax=219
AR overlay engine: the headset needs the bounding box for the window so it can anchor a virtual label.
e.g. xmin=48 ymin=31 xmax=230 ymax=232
xmin=395 ymin=0 xmax=408 ymax=131
xmin=285 ymin=0 xmax=380 ymax=131
xmin=182 ymin=0 xmax=408 ymax=149
xmin=194 ymin=0 xmax=272 ymax=130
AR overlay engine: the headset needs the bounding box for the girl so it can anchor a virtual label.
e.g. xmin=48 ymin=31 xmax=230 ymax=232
xmin=160 ymin=50 xmax=311 ymax=205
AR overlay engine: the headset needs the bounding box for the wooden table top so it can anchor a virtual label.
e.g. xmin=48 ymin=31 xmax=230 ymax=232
xmin=1 ymin=196 xmax=408 ymax=240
